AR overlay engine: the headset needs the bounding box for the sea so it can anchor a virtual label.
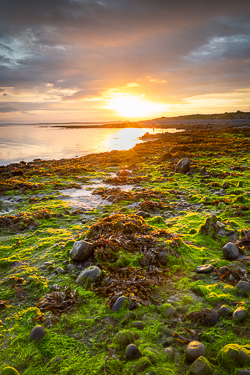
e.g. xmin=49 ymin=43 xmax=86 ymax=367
xmin=0 ymin=123 xmax=179 ymax=166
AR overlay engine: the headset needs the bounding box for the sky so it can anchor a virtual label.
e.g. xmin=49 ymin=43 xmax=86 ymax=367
xmin=0 ymin=0 xmax=250 ymax=123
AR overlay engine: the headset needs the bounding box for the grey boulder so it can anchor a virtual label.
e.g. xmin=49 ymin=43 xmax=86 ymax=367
xmin=30 ymin=325 xmax=46 ymax=342
xmin=76 ymin=266 xmax=101 ymax=285
xmin=69 ymin=240 xmax=94 ymax=262
xmin=186 ymin=341 xmax=207 ymax=362
xmin=196 ymin=264 xmax=214 ymax=274
xmin=222 ymin=242 xmax=239 ymax=260
xmin=174 ymin=158 xmax=190 ymax=174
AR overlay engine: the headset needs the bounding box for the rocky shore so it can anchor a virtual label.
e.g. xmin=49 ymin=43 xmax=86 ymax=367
xmin=0 ymin=123 xmax=250 ymax=375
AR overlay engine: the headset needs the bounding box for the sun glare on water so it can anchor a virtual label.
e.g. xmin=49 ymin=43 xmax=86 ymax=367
xmin=104 ymin=94 xmax=167 ymax=118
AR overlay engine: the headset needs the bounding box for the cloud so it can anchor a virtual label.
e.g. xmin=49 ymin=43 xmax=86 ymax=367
xmin=0 ymin=104 xmax=18 ymax=112
xmin=0 ymin=0 xmax=250 ymax=122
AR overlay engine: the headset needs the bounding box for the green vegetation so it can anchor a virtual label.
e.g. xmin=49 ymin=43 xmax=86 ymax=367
xmin=0 ymin=125 xmax=250 ymax=374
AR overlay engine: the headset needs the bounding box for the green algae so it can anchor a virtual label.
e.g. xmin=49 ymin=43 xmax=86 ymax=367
xmin=1 ymin=126 xmax=250 ymax=374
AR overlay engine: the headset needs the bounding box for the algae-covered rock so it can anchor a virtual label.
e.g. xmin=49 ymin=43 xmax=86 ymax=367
xmin=237 ymin=281 xmax=250 ymax=295
xmin=150 ymin=216 xmax=165 ymax=225
xmin=186 ymin=341 xmax=207 ymax=362
xmin=69 ymin=240 xmax=94 ymax=262
xmin=158 ymin=303 xmax=176 ymax=318
xmin=218 ymin=344 xmax=250 ymax=364
xmin=1 ymin=368 xmax=20 ymax=375
xmin=76 ymin=266 xmax=101 ymax=285
xmin=198 ymin=215 xmax=219 ymax=239
xmin=113 ymin=330 xmax=135 ymax=348
xmin=219 ymin=305 xmax=233 ymax=317
xmin=189 ymin=356 xmax=213 ymax=375
xmin=233 ymin=306 xmax=248 ymax=321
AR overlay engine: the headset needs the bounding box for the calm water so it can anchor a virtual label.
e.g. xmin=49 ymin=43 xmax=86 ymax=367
xmin=0 ymin=124 xmax=178 ymax=166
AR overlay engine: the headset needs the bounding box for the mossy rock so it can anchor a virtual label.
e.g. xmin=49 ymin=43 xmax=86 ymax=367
xmin=158 ymin=303 xmax=176 ymax=318
xmin=189 ymin=356 xmax=213 ymax=375
xmin=113 ymin=330 xmax=135 ymax=349
xmin=217 ymin=344 xmax=250 ymax=367
xmin=1 ymin=368 xmax=20 ymax=375
xmin=133 ymin=357 xmax=152 ymax=373
xmin=150 ymin=216 xmax=165 ymax=225
xmin=189 ymin=228 xmax=197 ymax=234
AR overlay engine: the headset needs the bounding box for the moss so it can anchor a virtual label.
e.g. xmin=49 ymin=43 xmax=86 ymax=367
xmin=1 ymin=368 xmax=20 ymax=375
xmin=112 ymin=330 xmax=135 ymax=349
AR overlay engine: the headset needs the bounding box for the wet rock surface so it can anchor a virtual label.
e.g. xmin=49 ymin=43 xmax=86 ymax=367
xmin=186 ymin=341 xmax=207 ymax=362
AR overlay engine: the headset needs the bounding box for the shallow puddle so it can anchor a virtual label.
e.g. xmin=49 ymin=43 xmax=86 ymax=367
xmin=59 ymin=179 xmax=135 ymax=210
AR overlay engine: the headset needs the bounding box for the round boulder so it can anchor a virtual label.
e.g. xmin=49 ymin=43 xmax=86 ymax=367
xmin=29 ymin=325 xmax=46 ymax=342
xmin=218 ymin=344 xmax=249 ymax=364
xmin=69 ymin=240 xmax=94 ymax=262
xmin=222 ymin=242 xmax=239 ymax=260
xmin=218 ymin=305 xmax=233 ymax=317
xmin=233 ymin=306 xmax=248 ymax=321
xmin=237 ymin=281 xmax=250 ymax=295
xmin=189 ymin=356 xmax=213 ymax=375
xmin=186 ymin=341 xmax=207 ymax=363
xmin=76 ymin=266 xmax=101 ymax=285
xmin=126 ymin=344 xmax=141 ymax=361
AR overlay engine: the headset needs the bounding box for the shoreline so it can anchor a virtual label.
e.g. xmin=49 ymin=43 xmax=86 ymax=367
xmin=0 ymin=124 xmax=250 ymax=374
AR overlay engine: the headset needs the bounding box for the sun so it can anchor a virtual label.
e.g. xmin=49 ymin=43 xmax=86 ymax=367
xmin=103 ymin=94 xmax=167 ymax=118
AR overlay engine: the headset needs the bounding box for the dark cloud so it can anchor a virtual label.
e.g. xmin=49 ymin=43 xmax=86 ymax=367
xmin=0 ymin=104 xmax=18 ymax=112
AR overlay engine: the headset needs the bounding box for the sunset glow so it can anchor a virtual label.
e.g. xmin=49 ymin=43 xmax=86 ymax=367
xmin=103 ymin=94 xmax=167 ymax=118
xmin=0 ymin=1 xmax=250 ymax=123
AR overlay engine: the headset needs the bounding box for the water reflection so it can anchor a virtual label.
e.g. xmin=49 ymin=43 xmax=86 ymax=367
xmin=0 ymin=125 xmax=175 ymax=165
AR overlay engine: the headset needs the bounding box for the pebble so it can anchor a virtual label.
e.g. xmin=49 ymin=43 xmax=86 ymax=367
xmin=233 ymin=306 xmax=248 ymax=321
xmin=196 ymin=264 xmax=214 ymax=273
xmin=111 ymin=296 xmax=127 ymax=312
xmin=186 ymin=341 xmax=207 ymax=362
xmin=29 ymin=325 xmax=47 ymax=342
xmin=56 ymin=267 xmax=65 ymax=274
xmin=67 ymin=264 xmax=76 ymax=272
xmin=126 ymin=344 xmax=141 ymax=361
xmin=222 ymin=242 xmax=239 ymax=260
xmin=189 ymin=356 xmax=213 ymax=375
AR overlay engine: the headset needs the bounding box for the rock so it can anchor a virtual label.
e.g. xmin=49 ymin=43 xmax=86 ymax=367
xmin=199 ymin=215 xmax=219 ymax=239
xmin=29 ymin=325 xmax=47 ymax=342
xmin=123 ymin=311 xmax=137 ymax=323
xmin=164 ymin=347 xmax=174 ymax=361
xmin=218 ymin=344 xmax=249 ymax=363
xmin=111 ymin=296 xmax=127 ymax=312
xmin=233 ymin=306 xmax=248 ymax=321
xmin=218 ymin=305 xmax=233 ymax=317
xmin=113 ymin=330 xmax=135 ymax=348
xmin=76 ymin=266 xmax=101 ymax=285
xmin=174 ymin=158 xmax=190 ymax=174
xmin=189 ymin=356 xmax=213 ymax=375
xmin=1 ymin=368 xmax=20 ymax=375
xmin=131 ymin=321 xmax=144 ymax=330
xmin=159 ymin=303 xmax=176 ymax=317
xmin=56 ymin=267 xmax=65 ymax=274
xmin=186 ymin=341 xmax=207 ymax=362
xmin=236 ymin=370 xmax=250 ymax=375
xmin=126 ymin=344 xmax=141 ymax=361
xmin=135 ymin=211 xmax=151 ymax=218
xmin=237 ymin=281 xmax=250 ymax=295
xmin=196 ymin=264 xmax=215 ymax=273
xmin=69 ymin=240 xmax=94 ymax=262
xmin=67 ymin=264 xmax=76 ymax=272
xmin=222 ymin=242 xmax=239 ymax=260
